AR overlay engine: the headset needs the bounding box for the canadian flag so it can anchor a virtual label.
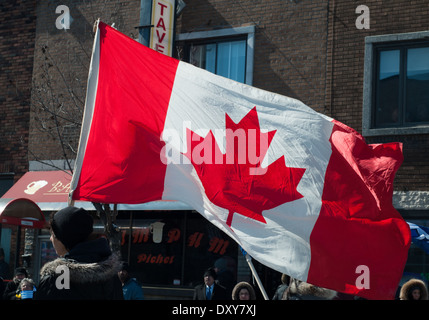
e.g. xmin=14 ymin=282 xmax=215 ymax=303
xmin=70 ymin=22 xmax=411 ymax=299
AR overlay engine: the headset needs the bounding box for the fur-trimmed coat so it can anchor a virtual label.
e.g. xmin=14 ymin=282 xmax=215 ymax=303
xmin=399 ymin=279 xmax=428 ymax=300
xmin=284 ymin=279 xmax=337 ymax=300
xmin=232 ymin=282 xmax=256 ymax=300
xmin=35 ymin=237 xmax=123 ymax=300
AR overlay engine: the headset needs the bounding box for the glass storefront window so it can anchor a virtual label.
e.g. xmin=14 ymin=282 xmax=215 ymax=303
xmin=119 ymin=211 xmax=237 ymax=289
xmin=124 ymin=213 xmax=184 ymax=286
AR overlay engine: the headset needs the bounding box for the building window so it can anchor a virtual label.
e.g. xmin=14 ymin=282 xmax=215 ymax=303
xmin=374 ymin=44 xmax=429 ymax=128
xmin=0 ymin=173 xmax=14 ymax=197
xmin=176 ymin=26 xmax=255 ymax=85
xmin=188 ymin=39 xmax=247 ymax=83
xmin=363 ymin=31 xmax=429 ymax=136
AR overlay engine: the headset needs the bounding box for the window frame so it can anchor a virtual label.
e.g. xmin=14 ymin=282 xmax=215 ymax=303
xmin=176 ymin=25 xmax=255 ymax=85
xmin=363 ymin=31 xmax=429 ymax=136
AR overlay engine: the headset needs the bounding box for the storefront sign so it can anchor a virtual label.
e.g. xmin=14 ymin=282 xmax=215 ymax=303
xmin=150 ymin=0 xmax=175 ymax=56
xmin=137 ymin=253 xmax=175 ymax=264
xmin=123 ymin=227 xmax=230 ymax=257
xmin=2 ymin=171 xmax=72 ymax=204
xmin=118 ymin=211 xmax=238 ymax=287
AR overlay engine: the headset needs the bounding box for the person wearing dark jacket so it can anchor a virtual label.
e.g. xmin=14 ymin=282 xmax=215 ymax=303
xmin=3 ymin=267 xmax=28 ymax=300
xmin=35 ymin=206 xmax=123 ymax=300
xmin=272 ymin=274 xmax=290 ymax=300
xmin=193 ymin=268 xmax=229 ymax=300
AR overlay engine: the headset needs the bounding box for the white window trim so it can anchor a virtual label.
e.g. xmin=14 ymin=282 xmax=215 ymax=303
xmin=176 ymin=25 xmax=255 ymax=85
xmin=362 ymin=30 xmax=429 ymax=136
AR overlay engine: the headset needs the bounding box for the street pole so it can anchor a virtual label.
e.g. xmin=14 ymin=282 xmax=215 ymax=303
xmin=245 ymin=253 xmax=269 ymax=300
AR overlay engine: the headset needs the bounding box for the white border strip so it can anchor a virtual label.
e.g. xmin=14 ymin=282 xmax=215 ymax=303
xmin=69 ymin=22 xmax=101 ymax=204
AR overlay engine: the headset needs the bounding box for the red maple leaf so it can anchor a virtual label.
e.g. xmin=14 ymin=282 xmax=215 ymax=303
xmin=183 ymin=107 xmax=306 ymax=227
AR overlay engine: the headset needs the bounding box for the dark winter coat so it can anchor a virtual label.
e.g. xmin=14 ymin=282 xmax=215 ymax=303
xmin=193 ymin=282 xmax=229 ymax=300
xmin=272 ymin=274 xmax=290 ymax=300
xmin=3 ymin=279 xmax=20 ymax=300
xmin=35 ymin=237 xmax=123 ymax=300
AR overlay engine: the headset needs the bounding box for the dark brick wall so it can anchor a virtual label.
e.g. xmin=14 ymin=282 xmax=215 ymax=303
xmin=0 ymin=0 xmax=37 ymax=180
xmin=29 ymin=0 xmax=140 ymax=162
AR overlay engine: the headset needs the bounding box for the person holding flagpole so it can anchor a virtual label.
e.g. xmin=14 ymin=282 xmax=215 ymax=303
xmin=35 ymin=206 xmax=123 ymax=300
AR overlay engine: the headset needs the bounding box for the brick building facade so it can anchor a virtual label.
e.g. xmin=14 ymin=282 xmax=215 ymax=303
xmin=0 ymin=1 xmax=36 ymax=182
xmin=0 ymin=0 xmax=37 ymax=276
xmin=1 ymin=0 xmax=428 ymax=297
xmin=326 ymin=0 xmax=429 ymax=196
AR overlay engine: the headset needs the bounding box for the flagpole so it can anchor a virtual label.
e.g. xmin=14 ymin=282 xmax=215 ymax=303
xmin=69 ymin=18 xmax=101 ymax=207
xmin=245 ymin=254 xmax=269 ymax=300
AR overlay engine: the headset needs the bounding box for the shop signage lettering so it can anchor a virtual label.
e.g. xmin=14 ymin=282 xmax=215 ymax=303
xmin=122 ymin=228 xmax=230 ymax=254
xmin=187 ymin=231 xmax=204 ymax=247
xmin=24 ymin=179 xmax=71 ymax=195
xmin=123 ymin=226 xmax=231 ymax=263
xmin=137 ymin=253 xmax=175 ymax=264
xmin=122 ymin=227 xmax=182 ymax=245
xmin=150 ymin=0 xmax=175 ymax=56
xmin=168 ymin=228 xmax=181 ymax=242
xmin=188 ymin=232 xmax=229 ymax=255
xmin=131 ymin=228 xmax=150 ymax=244
xmin=46 ymin=181 xmax=71 ymax=194
xmin=208 ymin=237 xmax=229 ymax=255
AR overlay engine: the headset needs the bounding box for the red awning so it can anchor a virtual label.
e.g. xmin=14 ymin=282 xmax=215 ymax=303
xmin=0 ymin=198 xmax=46 ymax=229
xmin=2 ymin=171 xmax=73 ymax=211
xmin=2 ymin=171 xmax=191 ymax=211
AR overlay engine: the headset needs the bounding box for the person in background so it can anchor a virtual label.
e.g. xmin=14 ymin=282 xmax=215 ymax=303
xmin=15 ymin=278 xmax=36 ymax=300
xmin=272 ymin=274 xmax=290 ymax=300
xmin=213 ymin=257 xmax=235 ymax=297
xmin=118 ymin=262 xmax=144 ymax=300
xmin=193 ymin=267 xmax=228 ymax=300
xmin=399 ymin=278 xmax=428 ymax=300
xmin=3 ymin=267 xmax=28 ymax=300
xmin=0 ymin=248 xmax=10 ymax=279
xmin=232 ymin=281 xmax=256 ymax=300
